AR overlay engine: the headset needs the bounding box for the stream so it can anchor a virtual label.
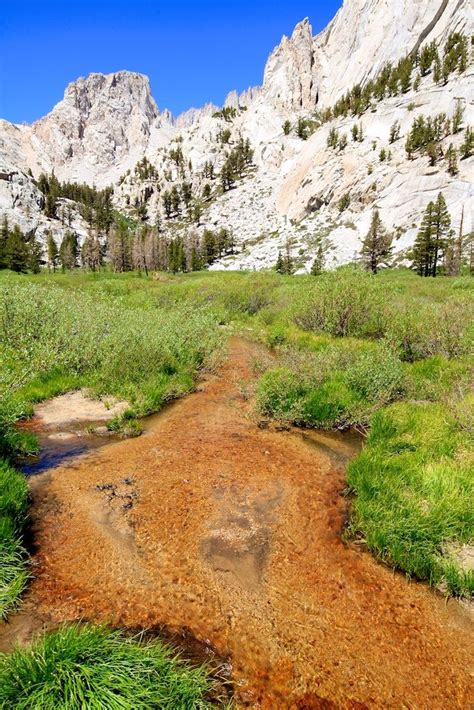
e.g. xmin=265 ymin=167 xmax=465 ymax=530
xmin=2 ymin=338 xmax=473 ymax=709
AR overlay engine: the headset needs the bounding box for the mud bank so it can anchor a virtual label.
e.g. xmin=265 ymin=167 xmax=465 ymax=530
xmin=3 ymin=339 xmax=473 ymax=708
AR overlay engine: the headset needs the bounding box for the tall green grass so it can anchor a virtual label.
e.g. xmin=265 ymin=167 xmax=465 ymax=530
xmin=347 ymin=401 xmax=474 ymax=596
xmin=0 ymin=278 xmax=223 ymax=455
xmin=0 ymin=460 xmax=29 ymax=618
xmin=0 ymin=624 xmax=215 ymax=709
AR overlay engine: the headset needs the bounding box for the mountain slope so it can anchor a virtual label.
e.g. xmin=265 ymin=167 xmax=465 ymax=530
xmin=0 ymin=0 xmax=472 ymax=270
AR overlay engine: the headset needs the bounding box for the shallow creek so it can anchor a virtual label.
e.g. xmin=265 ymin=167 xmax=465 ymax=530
xmin=1 ymin=338 xmax=473 ymax=709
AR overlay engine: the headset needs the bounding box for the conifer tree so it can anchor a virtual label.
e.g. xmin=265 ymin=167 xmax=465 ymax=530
xmin=445 ymin=144 xmax=459 ymax=176
xmin=81 ymin=231 xmax=102 ymax=271
xmin=59 ymin=231 xmax=79 ymax=271
xmin=5 ymin=225 xmax=28 ymax=273
xmin=28 ymin=236 xmax=43 ymax=273
xmin=460 ymin=126 xmax=473 ymax=159
xmin=360 ymin=209 xmax=393 ymax=274
xmin=46 ymin=231 xmax=59 ymax=272
xmin=0 ymin=215 xmax=9 ymax=269
xmin=275 ymin=250 xmax=285 ymax=274
xmin=389 ymin=121 xmax=400 ymax=143
xmin=452 ymin=99 xmax=464 ymax=133
xmin=412 ymin=193 xmax=451 ymax=276
xmin=310 ymin=244 xmax=325 ymax=275
xmin=107 ymin=223 xmax=131 ymax=272
xmin=162 ymin=191 xmax=172 ymax=218
xmin=202 ymin=229 xmax=216 ymax=264
xmin=131 ymin=229 xmax=148 ymax=275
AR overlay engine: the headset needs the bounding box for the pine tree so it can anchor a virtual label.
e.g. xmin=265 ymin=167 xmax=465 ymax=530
xmin=107 ymin=223 xmax=131 ymax=272
xmin=310 ymin=244 xmax=325 ymax=275
xmin=162 ymin=191 xmax=172 ymax=218
xmin=389 ymin=121 xmax=400 ymax=143
xmin=202 ymin=229 xmax=216 ymax=265
xmin=5 ymin=225 xmax=28 ymax=273
xmin=170 ymin=185 xmax=181 ymax=215
xmin=360 ymin=209 xmax=392 ymax=274
xmin=412 ymin=202 xmax=435 ymax=276
xmin=296 ymin=118 xmax=308 ymax=140
xmin=81 ymin=231 xmax=102 ymax=271
xmin=0 ymin=215 xmax=9 ymax=269
xmin=431 ymin=192 xmax=452 ymax=276
xmin=282 ymin=120 xmax=291 ymax=136
xmin=444 ymin=205 xmax=464 ymax=276
xmin=445 ymin=144 xmax=459 ymax=176
xmin=284 ymin=238 xmax=295 ymax=275
xmin=275 ymin=250 xmax=285 ymax=274
xmin=28 ymin=236 xmax=43 ymax=273
xmin=412 ymin=194 xmax=451 ymax=276
xmin=327 ymin=127 xmax=339 ymax=149
xmin=59 ymin=231 xmax=79 ymax=270
xmin=460 ymin=126 xmax=473 ymax=159
xmin=46 ymin=231 xmax=59 ymax=272
xmin=131 ymin=229 xmax=148 ymax=274
xmin=452 ymin=99 xmax=464 ymax=133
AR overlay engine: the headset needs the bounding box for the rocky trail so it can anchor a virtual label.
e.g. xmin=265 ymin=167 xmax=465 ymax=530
xmin=1 ymin=338 xmax=473 ymax=708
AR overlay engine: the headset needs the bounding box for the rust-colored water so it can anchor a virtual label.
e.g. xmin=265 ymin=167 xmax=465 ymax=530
xmin=3 ymin=339 xmax=473 ymax=708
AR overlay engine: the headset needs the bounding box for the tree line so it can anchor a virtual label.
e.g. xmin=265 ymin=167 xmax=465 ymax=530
xmin=36 ymin=173 xmax=114 ymax=233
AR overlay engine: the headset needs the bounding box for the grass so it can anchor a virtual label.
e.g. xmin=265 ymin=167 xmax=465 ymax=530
xmin=346 ymin=401 xmax=474 ymax=596
xmin=0 ymin=624 xmax=215 ymax=709
xmin=0 ymin=459 xmax=29 ymax=618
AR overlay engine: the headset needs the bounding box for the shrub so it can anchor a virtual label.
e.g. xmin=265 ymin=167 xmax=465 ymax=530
xmin=385 ymin=298 xmax=471 ymax=361
xmin=294 ymin=267 xmax=387 ymax=338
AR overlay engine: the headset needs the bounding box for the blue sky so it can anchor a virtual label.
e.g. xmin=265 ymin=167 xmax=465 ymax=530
xmin=0 ymin=0 xmax=341 ymax=124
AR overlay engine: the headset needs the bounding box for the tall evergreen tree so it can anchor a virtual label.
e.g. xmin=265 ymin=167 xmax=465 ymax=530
xmin=5 ymin=225 xmax=28 ymax=273
xmin=360 ymin=209 xmax=393 ymax=274
xmin=310 ymin=244 xmax=325 ymax=275
xmin=0 ymin=215 xmax=9 ymax=269
xmin=59 ymin=231 xmax=79 ymax=271
xmin=107 ymin=223 xmax=131 ymax=272
xmin=27 ymin=235 xmax=43 ymax=273
xmin=412 ymin=193 xmax=451 ymax=276
xmin=275 ymin=250 xmax=285 ymax=274
xmin=46 ymin=231 xmax=59 ymax=272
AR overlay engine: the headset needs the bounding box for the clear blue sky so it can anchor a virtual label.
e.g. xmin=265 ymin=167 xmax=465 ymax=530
xmin=0 ymin=0 xmax=341 ymax=124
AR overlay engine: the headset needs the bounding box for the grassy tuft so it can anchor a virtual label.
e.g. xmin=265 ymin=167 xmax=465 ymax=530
xmin=0 ymin=460 xmax=29 ymax=618
xmin=346 ymin=401 xmax=474 ymax=596
xmin=0 ymin=624 xmax=215 ymax=710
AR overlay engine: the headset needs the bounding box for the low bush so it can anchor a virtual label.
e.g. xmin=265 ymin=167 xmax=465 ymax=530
xmin=293 ymin=267 xmax=387 ymax=338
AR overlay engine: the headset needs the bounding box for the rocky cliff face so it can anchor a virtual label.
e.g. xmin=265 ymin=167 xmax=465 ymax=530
xmin=32 ymin=71 xmax=159 ymax=184
xmin=0 ymin=0 xmax=472 ymax=270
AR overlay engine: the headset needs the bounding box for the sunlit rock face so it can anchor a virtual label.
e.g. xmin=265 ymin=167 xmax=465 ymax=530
xmin=0 ymin=0 xmax=472 ymax=269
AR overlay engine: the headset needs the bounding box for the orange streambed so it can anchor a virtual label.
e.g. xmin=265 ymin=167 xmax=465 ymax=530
xmin=3 ymin=338 xmax=473 ymax=708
